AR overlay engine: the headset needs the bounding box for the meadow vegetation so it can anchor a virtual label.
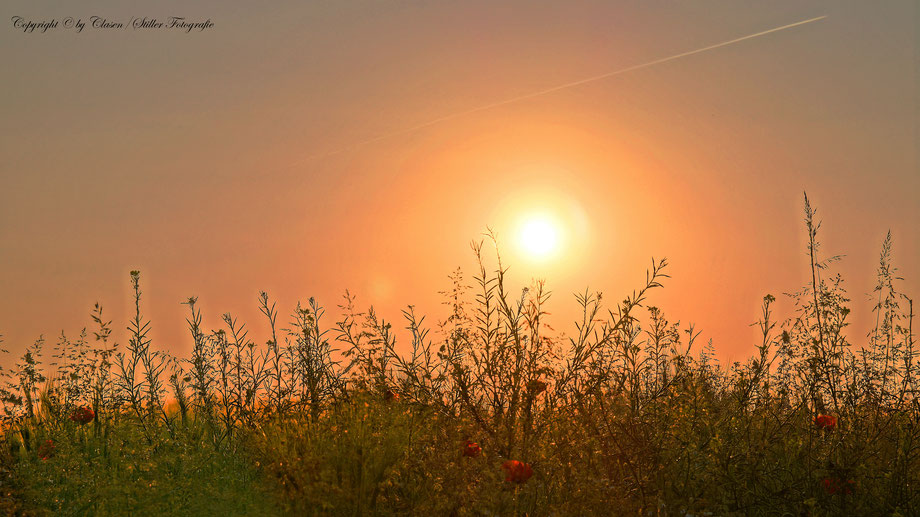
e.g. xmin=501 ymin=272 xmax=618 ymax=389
xmin=0 ymin=194 xmax=916 ymax=516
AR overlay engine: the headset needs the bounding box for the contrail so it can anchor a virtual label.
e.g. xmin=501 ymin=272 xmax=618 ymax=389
xmin=295 ymin=15 xmax=827 ymax=162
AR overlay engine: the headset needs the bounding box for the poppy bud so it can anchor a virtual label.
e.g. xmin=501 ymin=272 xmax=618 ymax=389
xmin=526 ymin=380 xmax=547 ymax=394
xmin=37 ymin=440 xmax=55 ymax=460
xmin=463 ymin=440 xmax=481 ymax=458
xmin=814 ymin=414 xmax=836 ymax=431
xmin=822 ymin=477 xmax=854 ymax=495
xmin=501 ymin=460 xmax=534 ymax=483
xmin=69 ymin=406 xmax=95 ymax=425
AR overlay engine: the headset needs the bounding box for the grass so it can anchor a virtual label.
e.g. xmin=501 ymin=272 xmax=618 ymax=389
xmin=0 ymin=193 xmax=917 ymax=516
xmin=9 ymin=419 xmax=278 ymax=516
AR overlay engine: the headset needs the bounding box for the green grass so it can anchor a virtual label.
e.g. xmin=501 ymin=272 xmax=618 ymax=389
xmin=8 ymin=420 xmax=279 ymax=516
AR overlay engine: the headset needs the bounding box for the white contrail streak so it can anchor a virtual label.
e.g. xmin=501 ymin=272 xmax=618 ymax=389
xmin=296 ymin=15 xmax=827 ymax=162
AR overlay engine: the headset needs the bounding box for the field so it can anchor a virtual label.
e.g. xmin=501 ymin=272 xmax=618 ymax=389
xmin=1 ymin=197 xmax=917 ymax=516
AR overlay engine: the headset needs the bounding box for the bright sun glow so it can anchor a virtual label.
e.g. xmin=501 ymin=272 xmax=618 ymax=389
xmin=517 ymin=215 xmax=561 ymax=259
xmin=491 ymin=181 xmax=593 ymax=273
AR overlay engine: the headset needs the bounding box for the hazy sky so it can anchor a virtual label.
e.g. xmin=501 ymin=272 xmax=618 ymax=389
xmin=1 ymin=1 xmax=917 ymax=365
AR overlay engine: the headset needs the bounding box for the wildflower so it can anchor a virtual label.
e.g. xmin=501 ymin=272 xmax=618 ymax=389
xmin=383 ymin=389 xmax=400 ymax=402
xmin=814 ymin=414 xmax=836 ymax=431
xmin=37 ymin=440 xmax=55 ymax=460
xmin=463 ymin=440 xmax=481 ymax=458
xmin=501 ymin=460 xmax=533 ymax=483
xmin=69 ymin=406 xmax=95 ymax=425
xmin=822 ymin=477 xmax=854 ymax=495
xmin=526 ymin=380 xmax=548 ymax=395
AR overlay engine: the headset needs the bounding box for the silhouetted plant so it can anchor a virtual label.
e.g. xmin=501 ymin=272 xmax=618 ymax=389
xmin=1 ymin=194 xmax=917 ymax=516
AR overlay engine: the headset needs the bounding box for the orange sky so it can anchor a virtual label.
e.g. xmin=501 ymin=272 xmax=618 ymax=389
xmin=1 ymin=1 xmax=917 ymax=366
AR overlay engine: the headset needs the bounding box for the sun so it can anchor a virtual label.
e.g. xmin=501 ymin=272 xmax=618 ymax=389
xmin=489 ymin=181 xmax=593 ymax=273
xmin=517 ymin=214 xmax=561 ymax=260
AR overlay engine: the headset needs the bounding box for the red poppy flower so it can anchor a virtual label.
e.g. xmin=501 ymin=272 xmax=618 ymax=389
xmin=822 ymin=477 xmax=854 ymax=495
xmin=37 ymin=439 xmax=55 ymax=461
xmin=69 ymin=406 xmax=95 ymax=425
xmin=501 ymin=460 xmax=533 ymax=483
xmin=814 ymin=414 xmax=836 ymax=431
xmin=463 ymin=440 xmax=481 ymax=458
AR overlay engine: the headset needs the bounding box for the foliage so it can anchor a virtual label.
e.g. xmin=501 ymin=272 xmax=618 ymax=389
xmin=0 ymin=194 xmax=916 ymax=516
